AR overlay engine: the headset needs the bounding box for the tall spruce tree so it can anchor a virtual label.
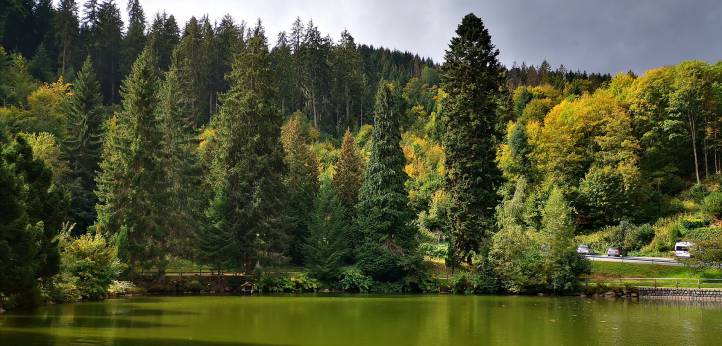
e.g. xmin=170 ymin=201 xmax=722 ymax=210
xmin=158 ymin=58 xmax=202 ymax=260
xmin=200 ymin=23 xmax=286 ymax=272
xmin=122 ymin=0 xmax=146 ymax=77
xmin=281 ymin=111 xmax=319 ymax=264
xmin=64 ymin=57 xmax=103 ymax=232
xmin=95 ymin=48 xmax=167 ymax=275
xmin=441 ymin=13 xmax=504 ymax=266
xmin=333 ymin=129 xmax=364 ymax=213
xmin=147 ymin=12 xmax=179 ymax=71
xmin=304 ymin=175 xmax=348 ymax=282
xmin=94 ymin=0 xmax=123 ymax=103
xmin=354 ymin=81 xmax=418 ymax=281
xmin=54 ymin=0 xmax=80 ymax=76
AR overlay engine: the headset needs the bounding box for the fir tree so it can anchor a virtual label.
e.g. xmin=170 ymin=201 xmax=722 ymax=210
xmin=158 ymin=59 xmax=202 ymax=260
xmin=304 ymin=175 xmax=348 ymax=282
xmin=333 ymin=129 xmax=364 ymax=212
xmin=441 ymin=13 xmax=504 ymax=266
xmin=281 ymin=111 xmax=319 ymax=264
xmin=122 ymin=0 xmax=146 ymax=77
xmin=95 ymin=47 xmax=167 ymax=275
xmin=354 ymin=81 xmax=418 ymax=281
xmin=54 ymin=0 xmax=80 ymax=76
xmin=64 ymin=57 xmax=103 ymax=232
xmin=200 ymin=23 xmax=286 ymax=272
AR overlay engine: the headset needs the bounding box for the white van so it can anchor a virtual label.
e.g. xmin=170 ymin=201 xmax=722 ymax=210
xmin=674 ymin=241 xmax=693 ymax=258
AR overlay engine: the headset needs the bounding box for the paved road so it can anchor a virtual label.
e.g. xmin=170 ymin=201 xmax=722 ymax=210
xmin=585 ymin=254 xmax=683 ymax=266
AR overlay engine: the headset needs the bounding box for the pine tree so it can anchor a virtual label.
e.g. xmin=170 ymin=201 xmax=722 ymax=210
xmin=158 ymin=59 xmax=202 ymax=260
xmin=441 ymin=13 xmax=504 ymax=266
xmin=333 ymin=129 xmax=364 ymax=212
xmin=95 ymin=48 xmax=167 ymax=275
xmin=354 ymin=81 xmax=418 ymax=281
xmin=54 ymin=0 xmax=80 ymax=76
xmin=200 ymin=23 xmax=286 ymax=272
xmin=64 ymin=57 xmax=103 ymax=232
xmin=281 ymin=111 xmax=319 ymax=264
xmin=0 ymin=135 xmax=66 ymax=308
xmin=304 ymin=175 xmax=348 ymax=282
xmin=122 ymin=0 xmax=146 ymax=77
xmin=147 ymin=12 xmax=179 ymax=71
xmin=331 ymin=30 xmax=362 ymax=134
xmin=94 ymin=0 xmax=123 ymax=103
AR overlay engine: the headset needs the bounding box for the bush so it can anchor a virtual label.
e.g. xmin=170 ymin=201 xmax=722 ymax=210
xmin=339 ymin=267 xmax=373 ymax=293
xmin=107 ymin=280 xmax=142 ymax=296
xmin=58 ymin=232 xmax=124 ymax=301
xmin=624 ymin=224 xmax=655 ymax=251
xmin=258 ymin=273 xmax=293 ymax=293
xmin=371 ymin=282 xmax=402 ymax=293
xmin=449 ymin=272 xmax=473 ymax=294
xmin=702 ymin=192 xmax=722 ymax=218
xmin=45 ymin=273 xmax=81 ymax=303
xmin=689 ymin=183 xmax=710 ymax=201
xmin=419 ymin=242 xmax=448 ymax=259
xmin=184 ymin=279 xmax=204 ymax=293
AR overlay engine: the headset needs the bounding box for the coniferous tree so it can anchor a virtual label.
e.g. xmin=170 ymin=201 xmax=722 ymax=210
xmin=54 ymin=0 xmax=80 ymax=76
xmin=441 ymin=13 xmax=504 ymax=266
xmin=333 ymin=129 xmax=364 ymax=212
xmin=304 ymin=175 xmax=348 ymax=282
xmin=122 ymin=0 xmax=146 ymax=77
xmin=96 ymin=48 xmax=167 ymax=275
xmin=331 ymin=30 xmax=362 ymax=134
xmin=64 ymin=57 xmax=103 ymax=232
xmin=94 ymin=0 xmax=123 ymax=103
xmin=158 ymin=58 xmax=202 ymax=260
xmin=147 ymin=12 xmax=179 ymax=71
xmin=200 ymin=23 xmax=286 ymax=272
xmin=272 ymin=31 xmax=294 ymax=116
xmin=281 ymin=111 xmax=319 ymax=264
xmin=354 ymin=81 xmax=418 ymax=281
xmin=0 ymin=135 xmax=65 ymax=308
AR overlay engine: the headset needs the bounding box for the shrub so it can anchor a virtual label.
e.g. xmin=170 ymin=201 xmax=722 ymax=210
xmin=702 ymin=192 xmax=722 ymax=218
xmin=184 ymin=279 xmax=204 ymax=293
xmin=449 ymin=272 xmax=473 ymax=294
xmin=258 ymin=273 xmax=293 ymax=293
xmin=107 ymin=280 xmax=142 ymax=296
xmin=489 ymin=225 xmax=545 ymax=293
xmin=46 ymin=273 xmax=81 ymax=303
xmin=689 ymin=183 xmax=710 ymax=201
xmin=339 ymin=267 xmax=373 ymax=293
xmin=623 ymin=224 xmax=655 ymax=251
xmin=58 ymin=232 xmax=124 ymax=301
xmin=290 ymin=273 xmax=319 ymax=292
xmin=371 ymin=282 xmax=402 ymax=293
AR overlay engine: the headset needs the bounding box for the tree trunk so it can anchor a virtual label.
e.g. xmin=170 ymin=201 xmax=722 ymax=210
xmin=690 ymin=114 xmax=700 ymax=184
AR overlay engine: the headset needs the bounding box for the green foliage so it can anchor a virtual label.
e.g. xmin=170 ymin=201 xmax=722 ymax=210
xmin=339 ymin=266 xmax=373 ymax=293
xmin=258 ymin=272 xmax=319 ymax=293
xmin=441 ymin=14 xmax=504 ymax=265
xmin=489 ymin=226 xmax=545 ymax=293
xmin=689 ymin=183 xmax=710 ymax=201
xmin=0 ymin=135 xmax=65 ymax=308
xmin=579 ymin=166 xmax=636 ymax=229
xmin=282 ymin=112 xmax=319 ymax=264
xmin=95 ymin=48 xmax=168 ymax=274
xmin=57 ymin=230 xmax=124 ymax=301
xmin=200 ymin=26 xmax=286 ymax=272
xmin=64 ymin=57 xmax=104 ymax=232
xmin=355 ymin=81 xmax=419 ymax=281
xmin=702 ymin=192 xmax=722 ymax=218
xmin=333 ymin=129 xmax=365 ymax=213
xmin=303 ymin=176 xmax=348 ymax=283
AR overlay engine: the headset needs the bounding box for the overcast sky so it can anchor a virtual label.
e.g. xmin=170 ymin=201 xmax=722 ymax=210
xmin=111 ymin=0 xmax=722 ymax=74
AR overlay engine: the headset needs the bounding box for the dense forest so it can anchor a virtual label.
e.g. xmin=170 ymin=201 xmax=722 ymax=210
xmin=2 ymin=0 xmax=722 ymax=309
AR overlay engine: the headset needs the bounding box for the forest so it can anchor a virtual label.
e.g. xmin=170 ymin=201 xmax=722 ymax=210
xmin=2 ymin=0 xmax=722 ymax=309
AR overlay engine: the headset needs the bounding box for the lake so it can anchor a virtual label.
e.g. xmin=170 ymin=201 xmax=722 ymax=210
xmin=1 ymin=295 xmax=721 ymax=345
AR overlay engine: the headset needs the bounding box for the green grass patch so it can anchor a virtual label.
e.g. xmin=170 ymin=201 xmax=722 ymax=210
xmin=589 ymin=261 xmax=722 ymax=279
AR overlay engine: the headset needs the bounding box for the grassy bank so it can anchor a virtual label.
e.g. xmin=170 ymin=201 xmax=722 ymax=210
xmin=589 ymin=261 xmax=722 ymax=279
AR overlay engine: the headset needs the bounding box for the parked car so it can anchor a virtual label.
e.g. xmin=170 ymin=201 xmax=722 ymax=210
xmin=576 ymin=244 xmax=591 ymax=255
xmin=674 ymin=241 xmax=693 ymax=258
xmin=606 ymin=247 xmax=622 ymax=257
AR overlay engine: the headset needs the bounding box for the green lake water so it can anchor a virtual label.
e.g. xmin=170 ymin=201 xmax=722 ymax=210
xmin=1 ymin=295 xmax=721 ymax=345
